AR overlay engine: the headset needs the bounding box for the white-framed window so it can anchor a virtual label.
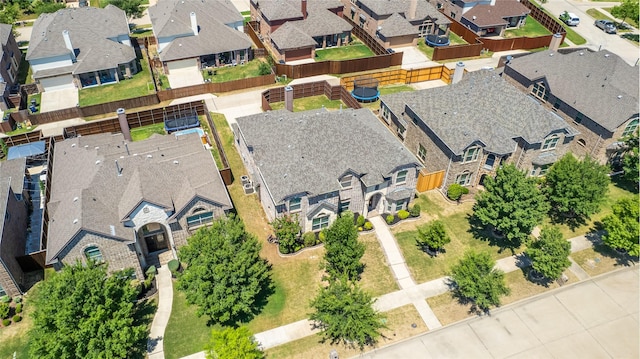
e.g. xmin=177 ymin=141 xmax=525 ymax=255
xmin=312 ymin=215 xmax=330 ymax=231
xmin=463 ymin=146 xmax=480 ymax=163
xmin=484 ymin=154 xmax=496 ymax=170
xmin=339 ymin=200 xmax=350 ymax=213
xmin=396 ymin=170 xmax=408 ymax=184
xmin=531 ymin=165 xmax=551 ymax=177
xmin=622 ymin=118 xmax=639 ymax=137
xmin=542 ymin=135 xmax=559 ymax=150
xmin=84 ymin=246 xmax=103 ymax=262
xmin=340 ymin=175 xmax=352 ymax=188
xmin=381 ymin=105 xmax=391 ymax=123
xmin=397 ymin=125 xmax=406 ymax=138
xmin=186 ymin=211 xmax=214 ymax=228
xmin=531 ymin=82 xmax=548 ymax=102
xmin=455 ymin=171 xmax=472 ymax=186
xmin=289 ymin=197 xmax=301 ymax=212
xmin=417 ymin=144 xmax=427 ymax=162
xmin=0 ymin=284 xmax=6 ymax=297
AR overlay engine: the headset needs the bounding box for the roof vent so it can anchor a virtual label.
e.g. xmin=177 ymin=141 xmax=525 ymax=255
xmin=147 ymin=154 xmax=153 ymax=158
xmin=110 ymin=225 xmax=116 ymax=236
xmin=173 ymin=160 xmax=179 ymax=164
xmin=71 ymin=143 xmax=76 ymax=147
xmin=549 ymin=53 xmax=554 ymax=57
xmin=617 ymin=95 xmax=623 ymax=99
xmin=95 ymin=146 xmax=99 ymax=150
xmin=73 ymin=218 xmax=78 ymax=224
xmin=579 ymin=52 xmax=584 ymax=56
xmin=95 ymin=160 xmax=101 ymax=165
xmin=73 ymin=197 xmax=78 ymax=202
xmin=604 ymin=54 xmax=610 ymax=57
xmin=84 ymin=145 xmax=89 ymax=148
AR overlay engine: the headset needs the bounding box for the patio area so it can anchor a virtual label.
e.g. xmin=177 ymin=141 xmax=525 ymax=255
xmin=40 ymin=88 xmax=79 ymax=112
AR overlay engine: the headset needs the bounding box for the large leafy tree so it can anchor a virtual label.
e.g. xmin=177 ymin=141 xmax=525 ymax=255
xmin=602 ymin=198 xmax=640 ymax=256
xmin=474 ymin=164 xmax=549 ymax=250
xmin=29 ymin=263 xmax=148 ymax=359
xmin=621 ymin=131 xmax=639 ymax=184
xmin=309 ymin=278 xmax=386 ymax=350
xmin=178 ymin=215 xmax=272 ymax=325
xmin=525 ymin=227 xmax=571 ymax=280
xmin=610 ymin=0 xmax=639 ymax=27
xmin=544 ymin=154 xmax=609 ymax=222
xmin=450 ymin=250 xmax=510 ymax=313
xmin=323 ymin=211 xmax=365 ymax=281
xmin=204 ymin=327 xmax=263 ymax=359
xmin=107 ymin=0 xmax=144 ymax=18
xmin=416 ymin=220 xmax=451 ymax=255
xmin=271 ymin=214 xmax=301 ymax=254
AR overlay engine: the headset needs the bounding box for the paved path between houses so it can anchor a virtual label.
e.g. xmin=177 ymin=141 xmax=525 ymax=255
xmin=179 ymin=232 xmax=606 ymax=359
xmin=147 ymin=266 xmax=173 ymax=359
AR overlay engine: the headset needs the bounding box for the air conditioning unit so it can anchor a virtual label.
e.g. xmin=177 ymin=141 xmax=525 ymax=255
xmin=243 ymin=182 xmax=254 ymax=194
xmin=241 ymin=175 xmax=250 ymax=185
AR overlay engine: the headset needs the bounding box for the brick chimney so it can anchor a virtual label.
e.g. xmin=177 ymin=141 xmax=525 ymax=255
xmin=301 ymin=0 xmax=307 ymax=19
xmin=284 ymin=86 xmax=294 ymax=112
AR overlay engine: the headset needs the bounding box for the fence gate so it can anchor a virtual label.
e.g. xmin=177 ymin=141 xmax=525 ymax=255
xmin=417 ymin=170 xmax=445 ymax=192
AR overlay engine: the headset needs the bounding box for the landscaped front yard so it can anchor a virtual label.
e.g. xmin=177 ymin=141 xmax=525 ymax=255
xmin=78 ymin=56 xmax=154 ymax=107
xmin=504 ymin=15 xmax=552 ymax=38
xmin=315 ymin=40 xmax=375 ymax=61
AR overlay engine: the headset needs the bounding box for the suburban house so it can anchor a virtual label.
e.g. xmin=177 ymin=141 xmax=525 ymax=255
xmin=250 ymin=0 xmax=352 ymax=62
xmin=379 ymin=69 xmax=578 ymax=191
xmin=234 ymin=108 xmax=422 ymax=232
xmin=0 ymin=157 xmax=29 ymax=297
xmin=149 ymin=0 xmax=253 ymax=74
xmin=343 ymin=0 xmax=451 ymax=48
xmin=0 ymin=24 xmax=21 ymax=110
xmin=503 ymin=50 xmax=639 ymax=164
xmin=26 ymin=6 xmax=138 ymax=92
xmin=431 ymin=0 xmax=530 ymax=36
xmin=45 ymin=132 xmax=233 ymax=279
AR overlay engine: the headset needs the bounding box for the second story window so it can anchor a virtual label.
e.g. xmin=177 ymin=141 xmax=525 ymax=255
xmin=381 ymin=104 xmax=391 ymax=123
xmin=340 ymin=175 xmax=352 ymax=188
xmin=463 ymin=146 xmax=480 ymax=163
xmin=417 ymin=144 xmax=427 ymax=162
xmin=622 ymin=118 xmax=638 ymax=137
xmin=542 ymin=135 xmax=559 ymax=150
xmin=532 ymin=82 xmax=548 ymax=102
xmin=396 ymin=170 xmax=408 ymax=184
xmin=289 ymin=197 xmax=301 ymax=212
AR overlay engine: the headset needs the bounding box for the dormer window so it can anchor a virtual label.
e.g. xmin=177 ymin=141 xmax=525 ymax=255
xmin=463 ymin=146 xmax=480 ymax=163
xmin=542 ymin=135 xmax=559 ymax=150
xmin=396 ymin=170 xmax=408 ymax=184
xmin=532 ymin=81 xmax=548 ymax=102
xmin=340 ymin=175 xmax=353 ymax=189
xmin=289 ymin=197 xmax=301 ymax=212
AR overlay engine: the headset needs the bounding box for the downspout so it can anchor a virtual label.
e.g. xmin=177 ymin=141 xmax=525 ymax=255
xmin=441 ymin=153 xmax=453 ymax=192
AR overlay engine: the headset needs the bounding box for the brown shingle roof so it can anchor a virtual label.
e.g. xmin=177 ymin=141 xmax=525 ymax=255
xmin=462 ymin=0 xmax=530 ymax=27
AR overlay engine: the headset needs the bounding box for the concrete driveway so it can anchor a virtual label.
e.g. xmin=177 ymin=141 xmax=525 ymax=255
xmin=394 ymin=46 xmax=438 ymax=69
xmin=167 ymin=67 xmax=204 ymax=89
xmin=40 ymin=88 xmax=79 ymax=112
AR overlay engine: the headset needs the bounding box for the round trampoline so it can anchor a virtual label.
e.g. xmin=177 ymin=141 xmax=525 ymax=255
xmin=425 ymin=34 xmax=450 ymax=47
xmin=351 ymin=77 xmax=380 ymax=103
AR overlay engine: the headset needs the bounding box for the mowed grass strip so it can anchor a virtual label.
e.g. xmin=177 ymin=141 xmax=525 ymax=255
xmin=315 ymin=41 xmax=375 ymax=61
xmin=269 ymin=95 xmax=345 ymax=112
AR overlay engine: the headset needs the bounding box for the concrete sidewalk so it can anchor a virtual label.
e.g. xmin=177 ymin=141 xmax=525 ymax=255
xmin=147 ymin=266 xmax=173 ymax=359
xmin=369 ymin=216 xmax=416 ymax=289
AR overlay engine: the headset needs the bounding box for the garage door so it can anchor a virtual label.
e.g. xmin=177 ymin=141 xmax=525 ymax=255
xmin=167 ymin=58 xmax=198 ymax=73
xmin=40 ymin=75 xmax=74 ymax=92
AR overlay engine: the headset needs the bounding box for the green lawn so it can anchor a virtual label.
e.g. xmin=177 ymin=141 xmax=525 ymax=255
xmin=130 ymin=122 xmax=165 ymax=142
xmin=26 ymin=93 xmax=41 ymax=114
xmin=504 ymin=16 xmax=552 ymax=38
xmin=587 ymin=8 xmax=615 ymax=21
xmin=360 ymin=84 xmax=415 ymax=110
xmin=529 ymin=0 xmax=587 ymax=45
xmin=602 ymin=7 xmax=639 ymax=29
xmin=79 ymin=56 xmax=154 ymax=107
xmin=201 ymin=114 xmax=224 ymax=169
xmin=5 ymin=124 xmax=38 ymax=136
xmin=202 ymin=59 xmax=267 ymax=83
xmin=314 ymin=41 xmax=375 ymax=61
xmin=269 ymin=95 xmax=345 ymax=112
xmin=130 ymin=29 xmax=154 ymax=38
xmin=449 ymin=32 xmax=468 ymax=45
xmin=359 ymin=233 xmax=400 ymax=297
xmin=417 ymin=40 xmax=435 ymax=60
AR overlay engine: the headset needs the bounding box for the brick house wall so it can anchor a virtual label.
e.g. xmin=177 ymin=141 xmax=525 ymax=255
xmin=0 ymin=189 xmax=29 ymax=297
xmin=171 ymin=197 xmax=230 ymax=248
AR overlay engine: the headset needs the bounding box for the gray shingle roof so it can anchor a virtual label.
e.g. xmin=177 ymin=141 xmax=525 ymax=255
xmin=270 ymin=22 xmax=316 ymax=50
xmin=359 ymin=0 xmax=448 ymax=23
xmin=235 ymin=108 xmax=421 ymax=203
xmin=257 ymin=0 xmax=343 ymax=21
xmin=462 ymin=0 xmax=530 ymax=27
xmin=150 ymin=0 xmax=252 ymax=62
xmin=380 ymin=70 xmax=577 ymax=155
xmin=26 ymin=6 xmax=136 ymax=77
xmin=378 ymin=13 xmax=418 ymax=38
xmin=46 ymin=132 xmax=232 ymax=263
xmin=505 ymin=50 xmax=639 ymax=133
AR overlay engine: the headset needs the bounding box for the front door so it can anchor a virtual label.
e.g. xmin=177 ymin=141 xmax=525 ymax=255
xmin=140 ymin=223 xmax=169 ymax=253
xmin=368 ymin=193 xmax=381 ymax=212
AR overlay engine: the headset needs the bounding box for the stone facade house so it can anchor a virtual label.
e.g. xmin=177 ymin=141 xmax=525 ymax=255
xmin=0 ymin=24 xmax=22 ymax=110
xmin=0 ymin=158 xmax=29 ymax=297
xmin=343 ymin=0 xmax=451 ymax=48
xmin=503 ymin=50 xmax=639 ymax=164
xmin=234 ymin=108 xmax=422 ymax=232
xmin=251 ymin=0 xmax=352 ymax=62
xmin=45 ymin=133 xmax=232 ymax=279
xmin=27 ymin=6 xmax=138 ymax=92
xmin=149 ymin=0 xmax=253 ymax=74
xmin=379 ymin=70 xmax=578 ymax=191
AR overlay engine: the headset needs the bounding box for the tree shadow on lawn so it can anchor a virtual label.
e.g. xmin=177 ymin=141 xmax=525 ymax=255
xmin=515 ymin=263 xmax=556 ymax=288
xmin=444 ymin=278 xmax=493 ymax=317
xmin=547 ymin=209 xmax=589 ymax=231
xmin=611 ymin=174 xmax=639 ymax=194
xmin=591 ymin=242 xmax=639 ymax=268
xmin=466 ymin=214 xmax=519 ymax=255
xmin=133 ymin=298 xmax=158 ymax=359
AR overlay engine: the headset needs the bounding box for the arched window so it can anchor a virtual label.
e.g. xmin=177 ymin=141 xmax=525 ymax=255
xmin=622 ymin=118 xmax=639 ymax=137
xmin=84 ymin=246 xmax=103 ymax=262
xmin=455 ymin=171 xmax=472 ymax=186
xmin=578 ymin=139 xmax=586 ymax=147
xmin=484 ymin=154 xmax=496 ymax=169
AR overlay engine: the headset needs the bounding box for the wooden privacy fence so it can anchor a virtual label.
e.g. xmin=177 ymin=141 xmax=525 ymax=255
xmin=417 ymin=170 xmax=445 ymax=192
xmin=156 ymin=74 xmax=276 ymax=101
xmin=274 ymin=53 xmax=402 ymax=80
xmin=343 ymin=16 xmax=387 ymax=55
xmin=340 ymin=66 xmax=449 ymax=90
xmin=261 ymin=81 xmax=361 ymax=111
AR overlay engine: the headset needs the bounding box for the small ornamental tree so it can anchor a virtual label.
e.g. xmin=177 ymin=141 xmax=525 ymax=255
xmin=621 ymin=131 xmax=639 ymax=184
xmin=204 ymin=327 xmax=264 ymax=359
xmin=602 ymin=198 xmax=640 ymax=256
xmin=525 ymin=227 xmax=571 ymax=280
xmin=323 ymin=211 xmax=365 ymax=281
xmin=178 ymin=215 xmax=272 ymax=325
xmin=271 ymin=214 xmax=301 ymax=254
xmin=309 ymin=278 xmax=386 ymax=350
xmin=610 ymin=0 xmax=639 ymax=27
xmin=107 ymin=0 xmax=144 ymax=18
xmin=416 ymin=220 xmax=450 ymax=255
xmin=474 ymin=164 xmax=549 ymax=250
xmin=450 ymin=250 xmax=510 ymax=313
xmin=544 ymin=154 xmax=609 ymax=222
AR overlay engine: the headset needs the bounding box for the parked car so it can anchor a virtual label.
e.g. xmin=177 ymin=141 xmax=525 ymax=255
xmin=594 ymin=20 xmax=617 ymax=34
xmin=560 ymin=12 xmax=580 ymax=26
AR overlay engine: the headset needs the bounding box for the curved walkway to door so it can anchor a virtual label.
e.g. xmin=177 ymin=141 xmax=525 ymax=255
xmin=147 ymin=265 xmax=174 ymax=359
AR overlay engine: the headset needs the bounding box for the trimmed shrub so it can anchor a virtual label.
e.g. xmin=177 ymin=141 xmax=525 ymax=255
xmin=410 ymin=204 xmax=421 ymax=217
xmin=356 ymin=215 xmax=366 ymax=227
xmin=303 ymin=232 xmax=316 ymax=247
xmin=447 ymin=183 xmax=469 ymax=201
xmin=0 ymin=302 xmax=9 ymax=319
xmin=13 ymin=315 xmax=22 ymax=323
xmin=386 ymin=214 xmax=395 ymax=224
xmin=357 ymin=226 xmax=364 ymax=232
xmin=0 ymin=295 xmax=10 ymax=303
xmin=15 ymin=303 xmax=22 ymax=314
xmin=145 ymin=265 xmax=157 ymax=278
xmin=2 ymin=318 xmax=10 ymax=326
xmin=397 ymin=210 xmax=410 ymax=220
xmin=363 ymin=221 xmax=373 ymax=231
xmin=318 ymin=230 xmax=326 ymax=243
xmin=167 ymin=259 xmax=180 ymax=275
xmin=279 ymin=246 xmax=290 ymax=254
xmin=13 ymin=296 xmax=22 ymax=304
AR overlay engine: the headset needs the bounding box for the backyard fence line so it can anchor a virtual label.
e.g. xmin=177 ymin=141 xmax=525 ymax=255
xmin=260 ymin=81 xmax=362 ymax=112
